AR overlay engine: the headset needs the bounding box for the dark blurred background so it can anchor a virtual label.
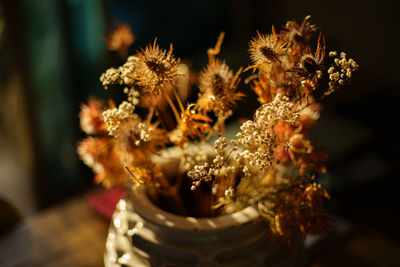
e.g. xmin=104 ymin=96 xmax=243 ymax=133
xmin=0 ymin=0 xmax=399 ymax=266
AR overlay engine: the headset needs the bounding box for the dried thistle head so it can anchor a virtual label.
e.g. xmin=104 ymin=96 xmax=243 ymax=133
xmin=135 ymin=39 xmax=180 ymax=95
xmin=248 ymin=27 xmax=289 ymax=73
xmin=139 ymin=63 xmax=191 ymax=111
xmin=197 ymin=60 xmax=243 ymax=115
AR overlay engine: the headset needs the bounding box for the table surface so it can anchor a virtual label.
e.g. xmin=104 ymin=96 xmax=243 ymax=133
xmin=1 ymin=195 xmax=109 ymax=267
xmin=1 ymin=192 xmax=400 ymax=267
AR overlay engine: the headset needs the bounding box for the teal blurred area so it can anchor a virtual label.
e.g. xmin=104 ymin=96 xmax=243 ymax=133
xmin=0 ymin=0 xmax=108 ymax=213
xmin=20 ymin=0 xmax=107 ymax=193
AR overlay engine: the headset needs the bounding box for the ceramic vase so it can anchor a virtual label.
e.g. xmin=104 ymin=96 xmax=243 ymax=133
xmin=104 ymin=187 xmax=306 ymax=267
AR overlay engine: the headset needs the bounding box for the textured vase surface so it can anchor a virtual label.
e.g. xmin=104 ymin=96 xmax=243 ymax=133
xmin=104 ymin=187 xmax=306 ymax=267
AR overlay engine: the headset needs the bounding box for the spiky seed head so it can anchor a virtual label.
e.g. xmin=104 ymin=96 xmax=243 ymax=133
xmin=197 ymin=60 xmax=242 ymax=115
xmin=135 ymin=40 xmax=180 ymax=95
xmin=248 ymin=30 xmax=288 ymax=72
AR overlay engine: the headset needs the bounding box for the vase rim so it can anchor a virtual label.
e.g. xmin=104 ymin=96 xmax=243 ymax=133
xmin=128 ymin=186 xmax=259 ymax=231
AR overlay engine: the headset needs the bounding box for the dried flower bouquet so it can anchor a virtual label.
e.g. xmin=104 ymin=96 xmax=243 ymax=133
xmin=78 ymin=16 xmax=358 ymax=240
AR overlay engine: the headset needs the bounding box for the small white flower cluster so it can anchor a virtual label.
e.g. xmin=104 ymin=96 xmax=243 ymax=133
xmin=231 ymin=94 xmax=299 ymax=176
xmin=99 ymin=56 xmax=139 ymax=89
xmin=213 ymin=137 xmax=236 ymax=179
xmin=188 ymin=137 xmax=231 ymax=190
xmin=188 ymin=163 xmax=212 ymax=190
xmin=100 ymin=68 xmax=122 ymax=89
xmin=134 ymin=122 xmax=154 ymax=146
xmin=326 ymin=51 xmax=359 ymax=95
xmin=232 ymin=120 xmax=274 ymax=176
xmin=102 ymin=101 xmax=136 ymax=136
xmin=256 ymin=94 xmax=299 ymax=125
xmin=224 ymin=186 xmax=235 ymax=198
xmin=119 ymin=56 xmax=139 ymax=84
xmin=123 ymin=87 xmax=140 ymax=105
xmin=189 ymin=94 xmax=300 ymax=185
xmin=213 ymin=136 xmax=227 ymax=167
xmin=188 ymin=94 xmax=300 ymax=187
xmin=181 ymin=144 xmax=209 ymax=170
xmin=214 ymin=186 xmax=236 ymax=210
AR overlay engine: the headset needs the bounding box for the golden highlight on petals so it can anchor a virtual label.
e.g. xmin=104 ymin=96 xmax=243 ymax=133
xmin=135 ymin=40 xmax=180 ymax=95
xmin=248 ymin=27 xmax=289 ymax=73
xmin=197 ymin=60 xmax=243 ymax=116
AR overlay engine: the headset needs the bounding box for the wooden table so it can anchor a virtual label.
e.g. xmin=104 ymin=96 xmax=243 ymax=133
xmin=0 ymin=196 xmax=109 ymax=267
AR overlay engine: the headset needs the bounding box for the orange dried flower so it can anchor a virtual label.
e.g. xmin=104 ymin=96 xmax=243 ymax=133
xmin=170 ymin=104 xmax=212 ymax=145
xmin=107 ymin=23 xmax=135 ymax=58
xmin=265 ymin=181 xmax=330 ymax=239
xmin=250 ymin=72 xmax=278 ymax=104
xmin=77 ymin=137 xmax=128 ymax=188
xmin=79 ymin=98 xmax=107 ymax=135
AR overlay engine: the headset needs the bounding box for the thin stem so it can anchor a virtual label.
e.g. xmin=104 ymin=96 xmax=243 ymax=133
xmin=172 ymin=171 xmax=184 ymax=197
xmin=172 ymin=88 xmax=185 ymax=113
xmin=125 ymin=166 xmax=142 ymax=184
xmin=163 ymin=91 xmax=181 ymax=123
xmin=207 ymin=32 xmax=225 ymax=64
xmin=146 ymin=107 xmax=154 ymax=125
xmin=219 ymin=119 xmax=226 ymax=137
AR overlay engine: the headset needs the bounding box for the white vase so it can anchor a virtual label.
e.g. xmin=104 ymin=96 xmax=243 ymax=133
xmin=104 ymin=186 xmax=306 ymax=267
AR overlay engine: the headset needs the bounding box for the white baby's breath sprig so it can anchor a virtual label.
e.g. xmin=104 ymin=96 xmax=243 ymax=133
xmin=326 ymin=51 xmax=359 ymax=95
xmin=102 ymin=101 xmax=137 ymax=137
